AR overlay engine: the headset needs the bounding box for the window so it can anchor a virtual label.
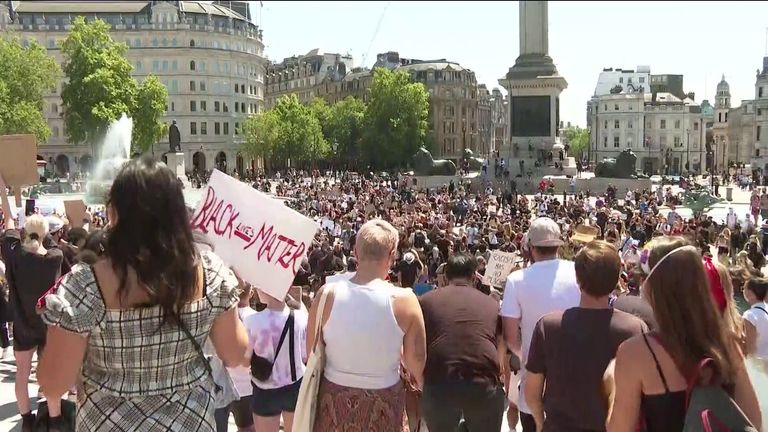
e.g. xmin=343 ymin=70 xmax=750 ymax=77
xmin=201 ymin=122 xmax=207 ymax=135
xmin=135 ymin=61 xmax=143 ymax=71
xmin=201 ymin=101 xmax=207 ymax=111
xmin=223 ymin=103 xmax=229 ymax=113
xmin=759 ymin=109 xmax=763 ymax=116
xmin=241 ymin=102 xmax=245 ymax=113
xmin=235 ymin=103 xmax=239 ymax=113
xmin=614 ymin=104 xmax=619 ymax=111
xmin=190 ymin=60 xmax=196 ymax=71
xmin=214 ymin=122 xmax=220 ymax=135
xmin=627 ymin=120 xmax=633 ymax=129
xmin=153 ymin=60 xmax=159 ymax=71
xmin=628 ymin=77 xmax=633 ymax=84
xmin=604 ymin=104 xmax=607 ymax=111
xmin=235 ymin=122 xmax=239 ymax=135
xmin=627 ymin=137 xmax=633 ymax=148
xmin=240 ymin=84 xmax=245 ymax=94
xmin=200 ymin=81 xmax=206 ymax=92
xmin=719 ymin=113 xmax=722 ymax=122
xmin=171 ymin=102 xmax=175 ymax=111
xmin=674 ymin=120 xmax=680 ymax=129
xmin=660 ymin=120 xmax=666 ymax=129
xmin=760 ymin=87 xmax=764 ymax=98
xmin=52 ymin=126 xmax=59 ymax=137
xmin=604 ymin=120 xmax=608 ymax=129
xmin=190 ymin=81 xmax=196 ymax=91
xmin=639 ymin=76 xmax=645 ymax=83
xmin=162 ymin=60 xmax=168 ymax=71
xmin=758 ymin=126 xmax=762 ymax=141
xmin=725 ymin=112 xmax=728 ymax=122
xmin=613 ymin=136 xmax=619 ymax=147
xmin=619 ymin=77 xmax=623 ymax=83
xmin=235 ymin=84 xmax=239 ymax=94
xmin=224 ymin=122 xmax=229 ymax=135
xmin=674 ymin=136 xmax=681 ymax=147
xmin=190 ymin=101 xmax=196 ymax=112
xmin=646 ymin=121 xmax=652 ymax=129
xmin=660 ymin=135 xmax=667 ymax=146
xmin=190 ymin=39 xmax=196 ymax=47
xmin=190 ymin=122 xmax=197 ymax=135
xmin=152 ymin=38 xmax=158 ymax=47
xmin=48 ymin=38 xmax=55 ymax=49
xmin=693 ymin=122 xmax=699 ymax=131
xmin=614 ymin=120 xmax=620 ymax=129
xmin=214 ymin=101 xmax=220 ymax=112
xmin=134 ymin=38 xmax=141 ymax=47
xmin=172 ymin=60 xmax=177 ymax=71
xmin=603 ymin=136 xmax=608 ymax=147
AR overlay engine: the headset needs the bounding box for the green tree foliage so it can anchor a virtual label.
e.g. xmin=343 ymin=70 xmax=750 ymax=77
xmin=0 ymin=36 xmax=60 ymax=142
xmin=362 ymin=68 xmax=429 ymax=169
xmin=60 ymin=17 xmax=167 ymax=153
xmin=241 ymin=95 xmax=328 ymax=167
xmin=326 ymin=96 xmax=366 ymax=164
xmin=132 ymin=76 xmax=169 ymax=153
xmin=564 ymin=126 xmax=590 ymax=159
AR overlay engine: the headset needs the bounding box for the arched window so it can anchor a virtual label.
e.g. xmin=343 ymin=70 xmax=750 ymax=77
xmin=190 ymin=60 xmax=196 ymax=71
xmin=51 ymin=103 xmax=58 ymax=114
xmin=189 ymin=39 xmax=195 ymax=47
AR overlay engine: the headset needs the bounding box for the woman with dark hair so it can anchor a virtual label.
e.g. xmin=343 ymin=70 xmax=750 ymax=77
xmin=36 ymin=157 xmax=250 ymax=431
xmin=608 ymin=236 xmax=761 ymax=431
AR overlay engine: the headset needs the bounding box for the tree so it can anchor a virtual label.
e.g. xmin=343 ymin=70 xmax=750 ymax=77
xmin=240 ymin=109 xmax=281 ymax=162
xmin=362 ymin=68 xmax=429 ymax=169
xmin=564 ymin=126 xmax=589 ymax=159
xmin=326 ymin=96 xmax=366 ymax=166
xmin=0 ymin=36 xmax=59 ymax=142
xmin=61 ymin=17 xmax=138 ymax=149
xmin=131 ymin=76 xmax=169 ymax=153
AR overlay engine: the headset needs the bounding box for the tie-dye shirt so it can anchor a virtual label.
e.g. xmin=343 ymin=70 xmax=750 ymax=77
xmin=243 ymin=304 xmax=308 ymax=389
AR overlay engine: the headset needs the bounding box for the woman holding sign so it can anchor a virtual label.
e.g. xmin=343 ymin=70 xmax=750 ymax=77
xmin=35 ymin=157 xmax=251 ymax=432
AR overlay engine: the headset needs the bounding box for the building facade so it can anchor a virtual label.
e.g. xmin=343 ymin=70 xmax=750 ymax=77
xmin=753 ymin=57 xmax=768 ymax=171
xmin=592 ymin=66 xmax=651 ymax=97
xmin=712 ymin=76 xmax=731 ymax=171
xmin=264 ymin=49 xmax=352 ymax=108
xmin=644 ymin=92 xmax=704 ymax=175
xmin=0 ymin=0 xmax=266 ymax=176
xmin=590 ymin=92 xmax=646 ymax=169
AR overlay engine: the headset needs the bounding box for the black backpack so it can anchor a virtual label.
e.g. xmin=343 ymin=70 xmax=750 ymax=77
xmin=682 ymin=358 xmax=757 ymax=432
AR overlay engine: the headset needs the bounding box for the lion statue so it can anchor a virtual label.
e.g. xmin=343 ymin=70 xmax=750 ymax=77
xmin=413 ymin=146 xmax=457 ymax=176
xmin=462 ymin=148 xmax=485 ymax=171
xmin=595 ymin=148 xmax=638 ymax=178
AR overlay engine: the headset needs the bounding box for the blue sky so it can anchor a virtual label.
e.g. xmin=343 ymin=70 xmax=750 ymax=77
xmin=252 ymin=1 xmax=768 ymax=127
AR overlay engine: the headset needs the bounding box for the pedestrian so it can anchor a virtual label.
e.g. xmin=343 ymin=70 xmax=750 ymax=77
xmin=36 ymin=157 xmax=251 ymax=432
xmin=0 ymin=177 xmax=64 ymax=431
xmin=419 ymin=253 xmax=505 ymax=432
xmin=608 ymin=237 xmax=762 ymax=430
xmin=307 ymin=219 xmax=426 ymax=432
xmin=524 ymin=241 xmax=647 ymax=431
xmin=500 ymin=217 xmax=580 ymax=432
xmin=742 ymin=277 xmax=768 ymax=372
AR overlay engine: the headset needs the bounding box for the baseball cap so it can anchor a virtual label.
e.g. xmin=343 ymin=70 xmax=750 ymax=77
xmin=46 ymin=216 xmax=64 ymax=234
xmin=404 ymin=252 xmax=415 ymax=264
xmin=527 ymin=217 xmax=564 ymax=247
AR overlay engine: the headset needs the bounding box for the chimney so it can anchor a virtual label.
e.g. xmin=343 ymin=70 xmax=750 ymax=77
xmin=686 ymin=92 xmax=695 ymax=101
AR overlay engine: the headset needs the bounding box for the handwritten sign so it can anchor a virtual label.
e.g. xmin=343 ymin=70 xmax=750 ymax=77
xmin=64 ymin=199 xmax=88 ymax=228
xmin=0 ymin=134 xmax=38 ymax=188
xmin=485 ymin=251 xmax=517 ymax=288
xmin=190 ymin=170 xmax=318 ymax=300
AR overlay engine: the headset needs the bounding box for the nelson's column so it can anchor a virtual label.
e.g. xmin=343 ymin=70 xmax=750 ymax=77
xmin=499 ymin=0 xmax=573 ymax=175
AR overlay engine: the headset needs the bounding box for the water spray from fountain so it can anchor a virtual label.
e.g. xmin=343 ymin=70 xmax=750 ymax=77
xmin=85 ymin=114 xmax=133 ymax=204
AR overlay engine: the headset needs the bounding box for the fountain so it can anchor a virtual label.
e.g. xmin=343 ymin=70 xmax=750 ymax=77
xmin=85 ymin=114 xmax=133 ymax=204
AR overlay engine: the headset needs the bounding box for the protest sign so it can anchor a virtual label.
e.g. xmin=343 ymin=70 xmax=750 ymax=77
xmin=64 ymin=199 xmax=88 ymax=228
xmin=0 ymin=134 xmax=38 ymax=188
xmin=190 ymin=170 xmax=318 ymax=300
xmin=485 ymin=251 xmax=517 ymax=288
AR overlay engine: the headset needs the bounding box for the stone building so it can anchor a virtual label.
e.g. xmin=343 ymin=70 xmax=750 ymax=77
xmin=590 ymin=92 xmax=646 ymax=170
xmin=644 ymin=92 xmax=704 ymax=175
xmin=753 ymin=57 xmax=768 ymax=171
xmin=0 ymin=0 xmax=266 ymax=176
xmin=712 ymin=76 xmax=731 ymax=171
xmin=489 ymin=88 xmax=509 ymax=154
xmin=264 ymin=49 xmax=352 ymax=108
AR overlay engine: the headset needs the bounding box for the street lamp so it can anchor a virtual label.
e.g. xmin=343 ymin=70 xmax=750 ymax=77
xmin=685 ymin=128 xmax=690 ymax=174
xmin=332 ymin=141 xmax=338 ymax=170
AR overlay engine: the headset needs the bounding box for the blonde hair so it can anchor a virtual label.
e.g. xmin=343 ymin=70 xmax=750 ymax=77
xmin=23 ymin=214 xmax=48 ymax=253
xmin=355 ymin=219 xmax=398 ymax=262
xmin=714 ymin=261 xmax=744 ymax=340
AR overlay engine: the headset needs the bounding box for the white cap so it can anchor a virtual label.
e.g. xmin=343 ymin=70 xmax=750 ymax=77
xmin=527 ymin=217 xmax=564 ymax=247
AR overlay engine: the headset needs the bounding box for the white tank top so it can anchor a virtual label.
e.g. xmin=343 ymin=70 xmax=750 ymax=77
xmin=323 ymin=279 xmax=405 ymax=389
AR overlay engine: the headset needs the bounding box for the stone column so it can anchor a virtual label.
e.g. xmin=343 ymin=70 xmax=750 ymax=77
xmin=519 ymin=1 xmax=548 ymax=56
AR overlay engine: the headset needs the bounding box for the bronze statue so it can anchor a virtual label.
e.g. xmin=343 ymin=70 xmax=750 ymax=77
xmin=413 ymin=146 xmax=457 ymax=176
xmin=595 ymin=148 xmax=638 ymax=178
xmin=462 ymin=148 xmax=485 ymax=171
xmin=168 ymin=120 xmax=181 ymax=153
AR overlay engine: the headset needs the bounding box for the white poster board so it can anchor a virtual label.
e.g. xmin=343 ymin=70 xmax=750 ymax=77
xmin=190 ymin=170 xmax=318 ymax=300
xmin=485 ymin=251 xmax=517 ymax=288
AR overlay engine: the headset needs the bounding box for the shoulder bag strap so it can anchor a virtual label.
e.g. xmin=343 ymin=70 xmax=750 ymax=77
xmin=178 ymin=318 xmax=222 ymax=393
xmin=754 ymin=305 xmax=768 ymax=316
xmin=273 ymin=310 xmax=294 ymax=363
xmin=310 ymin=285 xmax=333 ymax=353
xmin=288 ymin=309 xmax=296 ymax=382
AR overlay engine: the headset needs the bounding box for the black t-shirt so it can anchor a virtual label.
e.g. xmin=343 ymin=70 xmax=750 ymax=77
xmin=526 ymin=308 xmax=647 ymax=432
xmin=1 ymin=229 xmax=63 ymax=341
xmin=396 ymin=259 xmax=421 ymax=288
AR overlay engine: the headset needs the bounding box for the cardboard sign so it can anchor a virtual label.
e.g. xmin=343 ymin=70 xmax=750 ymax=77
xmin=485 ymin=251 xmax=517 ymax=288
xmin=0 ymin=134 xmax=39 ymax=188
xmin=190 ymin=170 xmax=318 ymax=301
xmin=64 ymin=199 xmax=87 ymax=228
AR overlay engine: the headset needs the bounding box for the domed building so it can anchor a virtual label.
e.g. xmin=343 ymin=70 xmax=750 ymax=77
xmin=712 ymin=75 xmax=731 ymax=171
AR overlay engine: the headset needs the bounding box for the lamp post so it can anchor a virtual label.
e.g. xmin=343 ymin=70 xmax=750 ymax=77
xmin=685 ymin=128 xmax=690 ymax=174
xmin=332 ymin=141 xmax=338 ymax=171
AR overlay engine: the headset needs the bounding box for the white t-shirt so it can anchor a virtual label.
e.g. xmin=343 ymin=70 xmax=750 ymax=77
xmin=243 ymin=304 xmax=309 ymax=389
xmin=227 ymin=306 xmax=257 ymax=397
xmin=499 ymin=259 xmax=580 ymax=414
xmin=743 ymin=302 xmax=768 ymax=359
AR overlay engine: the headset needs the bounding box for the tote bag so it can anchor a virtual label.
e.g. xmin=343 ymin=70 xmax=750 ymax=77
xmin=292 ymin=286 xmax=333 ymax=432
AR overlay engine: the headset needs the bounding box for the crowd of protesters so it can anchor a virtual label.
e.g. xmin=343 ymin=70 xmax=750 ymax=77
xmin=0 ymin=159 xmax=766 ymax=432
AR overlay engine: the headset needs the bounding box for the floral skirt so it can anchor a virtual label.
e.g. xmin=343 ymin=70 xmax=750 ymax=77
xmin=313 ymin=378 xmax=409 ymax=432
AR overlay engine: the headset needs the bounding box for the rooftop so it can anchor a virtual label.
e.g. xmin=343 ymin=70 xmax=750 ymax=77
xmin=12 ymin=1 xmax=249 ymax=21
